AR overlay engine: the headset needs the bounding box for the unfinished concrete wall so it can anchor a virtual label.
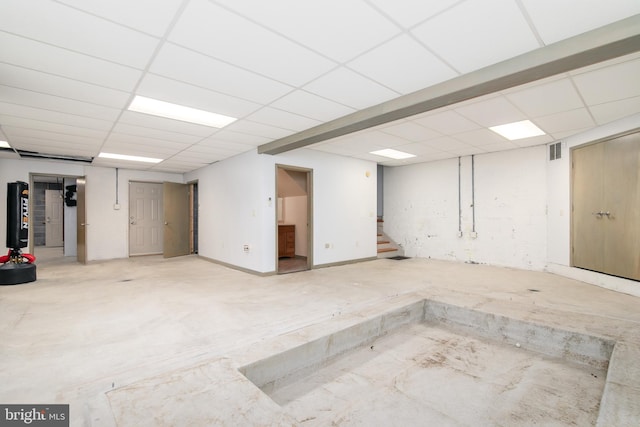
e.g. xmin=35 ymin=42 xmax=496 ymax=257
xmin=384 ymin=145 xmax=547 ymax=270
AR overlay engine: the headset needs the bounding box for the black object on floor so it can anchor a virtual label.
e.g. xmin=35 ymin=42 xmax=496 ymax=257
xmin=388 ymin=256 xmax=410 ymax=260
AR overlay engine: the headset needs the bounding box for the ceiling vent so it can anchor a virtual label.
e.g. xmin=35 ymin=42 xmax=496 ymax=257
xmin=17 ymin=150 xmax=94 ymax=163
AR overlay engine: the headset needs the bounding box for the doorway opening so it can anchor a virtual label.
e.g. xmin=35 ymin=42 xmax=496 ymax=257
xmin=128 ymin=181 xmax=197 ymax=258
xmin=276 ymin=165 xmax=313 ymax=274
xmin=29 ymin=174 xmax=82 ymax=264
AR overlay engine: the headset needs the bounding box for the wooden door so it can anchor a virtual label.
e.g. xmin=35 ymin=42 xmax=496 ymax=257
xmin=602 ymin=133 xmax=640 ymax=280
xmin=76 ymin=177 xmax=86 ymax=264
xmin=163 ymin=182 xmax=190 ymax=258
xmin=572 ymin=133 xmax=640 ymax=281
xmin=572 ymin=143 xmax=605 ymax=273
xmin=129 ymin=182 xmax=163 ymax=256
xmin=45 ymin=189 xmax=64 ymax=247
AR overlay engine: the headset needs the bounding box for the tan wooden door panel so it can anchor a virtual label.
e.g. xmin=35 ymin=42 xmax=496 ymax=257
xmin=163 ymin=182 xmax=190 ymax=258
xmin=572 ymin=142 xmax=605 ymax=273
xmin=76 ymin=177 xmax=87 ymax=264
xmin=602 ymin=133 xmax=640 ymax=280
xmin=129 ymin=182 xmax=163 ymax=256
xmin=45 ymin=189 xmax=64 ymax=247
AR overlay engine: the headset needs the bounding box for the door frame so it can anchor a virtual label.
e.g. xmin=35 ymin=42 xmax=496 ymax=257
xmin=275 ymin=164 xmax=313 ymax=273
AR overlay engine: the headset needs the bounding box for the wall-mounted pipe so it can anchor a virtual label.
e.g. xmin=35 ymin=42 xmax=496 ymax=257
xmin=458 ymin=157 xmax=462 ymax=235
xmin=471 ymin=155 xmax=476 ymax=233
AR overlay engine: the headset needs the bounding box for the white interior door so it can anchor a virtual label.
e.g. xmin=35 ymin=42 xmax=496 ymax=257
xmin=45 ymin=189 xmax=64 ymax=247
xmin=129 ymin=182 xmax=163 ymax=256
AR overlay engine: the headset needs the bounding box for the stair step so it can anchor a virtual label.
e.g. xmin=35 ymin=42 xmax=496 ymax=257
xmin=377 ymin=247 xmax=397 ymax=253
xmin=377 ymin=240 xmax=390 ymax=245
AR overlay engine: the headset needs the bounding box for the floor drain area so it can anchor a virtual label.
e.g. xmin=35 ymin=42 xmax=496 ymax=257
xmin=261 ymin=323 xmax=605 ymax=426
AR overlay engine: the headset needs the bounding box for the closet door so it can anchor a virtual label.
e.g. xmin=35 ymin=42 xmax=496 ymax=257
xmin=602 ymin=133 xmax=640 ymax=280
xmin=572 ymin=132 xmax=640 ymax=281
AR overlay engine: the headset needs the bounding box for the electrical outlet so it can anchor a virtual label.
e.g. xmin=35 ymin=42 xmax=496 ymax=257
xmin=457 ymin=231 xmax=463 ymax=238
xmin=243 ymin=244 xmax=250 ymax=253
xmin=470 ymin=231 xmax=478 ymax=239
xmin=325 ymin=243 xmax=330 ymax=249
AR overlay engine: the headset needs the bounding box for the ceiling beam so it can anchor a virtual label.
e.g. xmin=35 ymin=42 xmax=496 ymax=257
xmin=258 ymin=15 xmax=640 ymax=155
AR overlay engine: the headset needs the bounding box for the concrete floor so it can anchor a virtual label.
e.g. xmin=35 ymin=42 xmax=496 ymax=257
xmin=1 ymin=250 xmax=639 ymax=426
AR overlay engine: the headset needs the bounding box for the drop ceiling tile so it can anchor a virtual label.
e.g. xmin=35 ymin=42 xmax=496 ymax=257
xmin=303 ymin=67 xmax=399 ymax=110
xmin=454 ymin=128 xmax=509 ymax=146
xmin=0 ymin=0 xmax=159 ymax=68
xmin=8 ymin=139 xmax=99 ymax=156
xmin=411 ymin=0 xmax=540 ymax=73
xmin=0 ymin=63 xmax=130 ymax=108
xmin=208 ymin=130 xmax=271 ymax=146
xmin=455 ymin=96 xmax=527 ymax=127
xmin=393 ymin=142 xmax=443 ymax=156
xmin=0 ymin=86 xmax=121 ymax=121
xmin=56 ymin=0 xmax=183 ymax=37
xmin=169 ymin=0 xmax=336 ymax=86
xmin=195 ymin=138 xmax=257 ymax=154
xmin=0 ymin=102 xmax=114 ymax=131
xmin=520 ymin=0 xmax=640 ymax=45
xmin=379 ymin=122 xmax=441 ymax=142
xmin=118 ymin=111 xmax=217 ymax=137
xmin=412 ymin=110 xmax=481 ymax=135
xmin=224 ymin=120 xmax=293 ymax=140
xmin=506 ymin=78 xmax=585 ymax=117
xmin=0 ymin=32 xmax=143 ymax=91
xmin=92 ymin=158 xmax=153 ymax=170
xmin=446 ymin=146 xmax=487 ymax=157
xmin=480 ymin=141 xmax=519 ymax=153
xmin=549 ymin=128 xmax=592 ymax=141
xmin=347 ymin=34 xmax=457 ymax=94
xmin=423 ymin=137 xmax=474 ymax=152
xmin=111 ymin=123 xmax=202 ymax=145
xmin=150 ymin=43 xmax=293 ymax=104
xmin=511 ymin=134 xmax=553 ymax=148
xmin=100 ymin=140 xmax=178 ymax=157
xmin=0 ymin=116 xmax=109 ymax=140
xmin=572 ymin=59 xmax=640 ymax=106
xmin=3 ymin=126 xmax=103 ymax=146
xmin=244 ymin=107 xmax=322 ymax=132
xmin=589 ymin=96 xmax=640 ymax=125
xmin=137 ymin=74 xmax=261 ymax=119
xmin=106 ymin=132 xmax=191 ymax=151
xmin=150 ymin=160 xmax=207 ymax=173
xmin=216 ymin=0 xmax=400 ymax=63
xmin=534 ymin=109 xmax=595 ymax=134
xmin=269 ymin=90 xmax=355 ymax=122
xmin=368 ymin=0 xmax=462 ymax=28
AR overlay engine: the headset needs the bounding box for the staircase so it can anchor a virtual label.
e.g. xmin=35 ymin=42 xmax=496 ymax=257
xmin=377 ymin=218 xmax=403 ymax=258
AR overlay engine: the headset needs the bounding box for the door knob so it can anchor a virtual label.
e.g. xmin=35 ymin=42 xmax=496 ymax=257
xmin=164 ymin=221 xmax=169 ymax=225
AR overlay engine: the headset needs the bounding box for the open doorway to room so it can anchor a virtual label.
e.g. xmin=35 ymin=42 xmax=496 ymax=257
xmin=29 ymin=174 xmax=82 ymax=264
xmin=276 ymin=165 xmax=313 ymax=274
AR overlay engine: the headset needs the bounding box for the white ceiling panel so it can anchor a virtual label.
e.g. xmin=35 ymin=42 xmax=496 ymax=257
xmin=0 ymin=102 xmax=114 ymax=131
xmin=0 ymin=0 xmax=159 ymax=69
xmin=118 ymin=111 xmax=216 ymax=137
xmin=105 ymin=132 xmax=191 ymax=150
xmin=506 ymin=78 xmax=585 ymax=117
xmin=270 ymin=91 xmax=355 ymax=122
xmin=223 ymin=120 xmax=293 ymax=140
xmin=572 ymin=58 xmax=640 ymax=105
xmin=0 ymin=32 xmax=143 ymax=91
xmin=521 ymin=0 xmax=640 ymax=45
xmin=56 ymin=0 xmax=184 ymax=37
xmin=368 ymin=0 xmax=462 ymax=28
xmin=2 ymin=126 xmax=103 ymax=146
xmin=412 ymin=110 xmax=482 ymax=135
xmin=0 ymin=116 xmax=108 ymax=140
xmin=423 ymin=137 xmax=475 ymax=153
xmin=455 ymin=96 xmax=527 ymax=127
xmin=347 ymin=34 xmax=457 ymax=94
xmin=5 ymin=138 xmax=99 ymax=156
xmin=137 ymin=74 xmax=261 ymax=119
xmin=534 ymin=109 xmax=595 ymax=134
xmin=0 ymin=63 xmax=130 ymax=109
xmin=589 ymin=96 xmax=640 ymax=125
xmin=111 ymin=122 xmax=201 ymax=145
xmin=511 ymin=134 xmax=553 ymax=148
xmin=392 ymin=142 xmax=443 ymax=156
xmin=207 ymin=130 xmax=271 ymax=146
xmin=169 ymin=0 xmax=336 ymax=86
xmin=303 ymin=67 xmax=400 ymax=110
xmin=0 ymin=86 xmax=121 ymax=121
xmin=216 ymin=0 xmax=400 ymax=63
xmin=412 ymin=0 xmax=540 ymax=73
xmin=151 ymin=43 xmax=293 ymax=104
xmin=454 ymin=128 xmax=511 ymax=147
xmin=150 ymin=160 xmax=208 ymax=173
xmin=379 ymin=121 xmax=441 ymax=142
xmin=244 ymin=107 xmax=322 ymax=132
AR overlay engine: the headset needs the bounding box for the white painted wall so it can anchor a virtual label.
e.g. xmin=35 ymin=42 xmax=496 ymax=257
xmin=185 ymin=148 xmax=377 ymax=274
xmin=384 ymin=145 xmax=548 ymax=270
xmin=0 ymin=159 xmax=183 ymax=261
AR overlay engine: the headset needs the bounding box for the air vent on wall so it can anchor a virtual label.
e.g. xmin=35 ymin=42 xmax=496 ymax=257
xmin=549 ymin=142 xmax=562 ymax=161
xmin=17 ymin=150 xmax=94 ymax=163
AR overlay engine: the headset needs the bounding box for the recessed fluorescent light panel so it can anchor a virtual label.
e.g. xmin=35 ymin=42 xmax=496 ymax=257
xmin=370 ymin=148 xmax=416 ymax=160
xmin=99 ymin=152 xmax=163 ymax=163
xmin=0 ymin=140 xmax=11 ymax=149
xmin=489 ymin=120 xmax=545 ymax=140
xmin=128 ymin=96 xmax=237 ymax=128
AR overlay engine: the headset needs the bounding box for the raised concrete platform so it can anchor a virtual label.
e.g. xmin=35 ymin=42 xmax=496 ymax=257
xmin=1 ymin=255 xmax=638 ymax=425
